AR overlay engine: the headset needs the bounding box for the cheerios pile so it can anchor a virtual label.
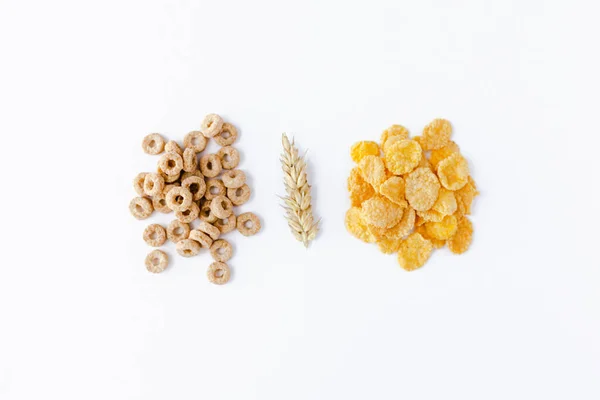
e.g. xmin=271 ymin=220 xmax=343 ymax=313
xmin=345 ymin=119 xmax=478 ymax=271
xmin=130 ymin=114 xmax=261 ymax=284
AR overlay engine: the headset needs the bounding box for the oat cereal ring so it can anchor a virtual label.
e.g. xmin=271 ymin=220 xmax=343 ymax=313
xmin=201 ymin=113 xmax=224 ymax=138
xmin=175 ymin=202 xmax=200 ymax=223
xmin=165 ymin=140 xmax=183 ymax=155
xmin=227 ymin=184 xmax=251 ymax=206
xmin=207 ymin=261 xmax=231 ymax=285
xmin=176 ymin=238 xmax=201 ymax=257
xmin=215 ymin=214 xmax=236 ymax=234
xmin=152 ymin=196 xmax=171 ymax=214
xmin=133 ymin=173 xmax=148 ymax=196
xmin=214 ymin=122 xmax=238 ymax=146
xmin=143 ymin=224 xmax=167 ymax=247
xmin=165 ymin=186 xmax=193 ymax=212
xmin=236 ymin=212 xmax=261 ymax=236
xmin=210 ymin=239 xmax=232 ymax=262
xmin=145 ymin=250 xmax=168 ymax=273
xmin=181 ymin=170 xmax=204 ymax=181
xmin=143 ymin=173 xmax=165 ymax=197
xmin=189 ymin=229 xmax=214 ymax=248
xmin=181 ymin=176 xmax=206 ymax=201
xmin=222 ymin=169 xmax=246 ymax=189
xmin=158 ymin=167 xmax=180 ymax=183
xmin=217 ymin=146 xmax=240 ymax=170
xmin=182 ymin=147 xmax=198 ymax=173
xmin=129 ymin=197 xmax=153 ymax=220
xmin=205 ymin=179 xmax=226 ymax=200
xmin=183 ymin=131 xmax=208 ymax=153
xmin=167 ymin=220 xmax=190 ymax=243
xmin=158 ymin=152 xmax=183 ymax=176
xmin=196 ymin=220 xmax=221 ymax=241
xmin=199 ymin=200 xmax=218 ymax=223
xmin=199 ymin=154 xmax=222 ymax=178
xmin=210 ymin=195 xmax=233 ymax=219
xmin=142 ymin=133 xmax=165 ymax=155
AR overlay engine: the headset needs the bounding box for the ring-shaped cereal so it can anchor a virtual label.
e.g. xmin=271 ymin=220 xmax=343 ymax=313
xmin=152 ymin=196 xmax=171 ymax=214
xmin=145 ymin=250 xmax=168 ymax=273
xmin=189 ymin=229 xmax=214 ymax=248
xmin=143 ymin=224 xmax=167 ymax=247
xmin=167 ymin=220 xmax=190 ymax=243
xmin=183 ymin=131 xmax=208 ymax=153
xmin=196 ymin=220 xmax=221 ymax=241
xmin=175 ymin=202 xmax=200 ymax=223
xmin=222 ymin=169 xmax=246 ymax=189
xmin=176 ymin=238 xmax=201 ymax=257
xmin=181 ymin=170 xmax=203 ymax=182
xmin=165 ymin=186 xmax=193 ymax=212
xmin=199 ymin=154 xmax=222 ymax=178
xmin=207 ymin=261 xmax=231 ymax=285
xmin=164 ymin=140 xmax=183 ymax=155
xmin=210 ymin=195 xmax=233 ymax=218
xmin=181 ymin=176 xmax=206 ymax=201
xmin=199 ymin=200 xmax=218 ymax=223
xmin=129 ymin=197 xmax=153 ymax=220
xmin=158 ymin=152 xmax=183 ymax=176
xmin=158 ymin=167 xmax=180 ymax=183
xmin=236 ymin=212 xmax=261 ymax=236
xmin=182 ymin=147 xmax=198 ymax=172
xmin=142 ymin=133 xmax=165 ymax=155
xmin=210 ymin=239 xmax=233 ymax=262
xmin=205 ymin=179 xmax=226 ymax=200
xmin=214 ymin=122 xmax=238 ymax=146
xmin=217 ymin=146 xmax=240 ymax=170
xmin=227 ymin=184 xmax=251 ymax=206
xmin=143 ymin=173 xmax=165 ymax=197
xmin=133 ymin=172 xmax=148 ymax=196
xmin=215 ymin=214 xmax=236 ymax=234
xmin=201 ymin=114 xmax=224 ymax=138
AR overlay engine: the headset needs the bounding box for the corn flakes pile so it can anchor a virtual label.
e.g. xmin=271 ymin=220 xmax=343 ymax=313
xmin=345 ymin=119 xmax=478 ymax=271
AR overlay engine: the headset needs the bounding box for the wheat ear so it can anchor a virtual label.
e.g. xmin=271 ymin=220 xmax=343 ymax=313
xmin=280 ymin=133 xmax=320 ymax=247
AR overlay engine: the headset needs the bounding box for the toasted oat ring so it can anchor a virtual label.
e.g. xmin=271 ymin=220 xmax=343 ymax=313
xmin=143 ymin=224 xmax=167 ymax=247
xmin=205 ymin=179 xmax=226 ymax=200
xmin=143 ymin=173 xmax=165 ymax=197
xmin=176 ymin=238 xmax=201 ymax=257
xmin=217 ymin=146 xmax=240 ymax=170
xmin=158 ymin=167 xmax=180 ymax=183
xmin=152 ymin=196 xmax=171 ymax=214
xmin=196 ymin=220 xmax=221 ymax=241
xmin=133 ymin=172 xmax=148 ymax=196
xmin=181 ymin=176 xmax=206 ymax=201
xmin=227 ymin=184 xmax=251 ymax=206
xmin=165 ymin=187 xmax=193 ymax=212
xmin=129 ymin=197 xmax=153 ymax=220
xmin=210 ymin=195 xmax=233 ymax=218
xmin=142 ymin=133 xmax=165 ymax=155
xmin=207 ymin=261 xmax=230 ymax=285
xmin=167 ymin=220 xmax=190 ymax=243
xmin=189 ymin=229 xmax=213 ymax=248
xmin=183 ymin=131 xmax=208 ymax=153
xmin=175 ymin=202 xmax=200 ymax=223
xmin=210 ymin=239 xmax=232 ymax=262
xmin=201 ymin=114 xmax=224 ymax=138
xmin=236 ymin=212 xmax=261 ymax=236
xmin=181 ymin=170 xmax=204 ymax=181
xmin=182 ymin=147 xmax=198 ymax=172
xmin=199 ymin=200 xmax=218 ymax=223
xmin=214 ymin=123 xmax=238 ymax=146
xmin=158 ymin=152 xmax=183 ymax=176
xmin=215 ymin=214 xmax=236 ymax=234
xmin=145 ymin=250 xmax=168 ymax=273
xmin=222 ymin=169 xmax=246 ymax=189
xmin=165 ymin=140 xmax=183 ymax=155
xmin=199 ymin=154 xmax=222 ymax=178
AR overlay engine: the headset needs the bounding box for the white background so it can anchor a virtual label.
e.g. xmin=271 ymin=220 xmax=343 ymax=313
xmin=1 ymin=0 xmax=599 ymax=399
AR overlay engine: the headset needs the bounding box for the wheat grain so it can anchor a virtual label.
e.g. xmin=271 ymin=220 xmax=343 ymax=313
xmin=280 ymin=133 xmax=320 ymax=247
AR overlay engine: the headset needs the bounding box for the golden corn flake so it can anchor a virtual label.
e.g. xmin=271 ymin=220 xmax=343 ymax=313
xmin=448 ymin=216 xmax=473 ymax=254
xmin=432 ymin=188 xmax=457 ymax=216
xmin=420 ymin=118 xmax=452 ymax=150
xmin=455 ymin=176 xmax=478 ymax=215
xmin=425 ymin=214 xmax=458 ymax=240
xmin=379 ymin=176 xmax=406 ymax=206
xmin=416 ymin=225 xmax=446 ymax=249
xmin=348 ymin=167 xmax=375 ymax=207
xmin=381 ymin=124 xmax=409 ymax=149
xmin=430 ymin=141 xmax=460 ymax=170
xmin=345 ymin=207 xmax=376 ymax=243
xmin=415 ymin=214 xmax=426 ymax=227
xmin=378 ymin=238 xmax=402 ymax=254
xmin=405 ymin=167 xmax=440 ymax=211
xmin=417 ymin=209 xmax=444 ymax=223
xmin=384 ymin=139 xmax=422 ymax=175
xmin=350 ymin=141 xmax=380 ymax=163
xmin=397 ymin=233 xmax=433 ymax=271
xmin=437 ymin=152 xmax=469 ymax=191
xmin=418 ymin=152 xmax=431 ymax=169
xmin=359 ymin=155 xmax=387 ymax=188
xmin=383 ymin=207 xmax=415 ymax=240
xmin=361 ymin=195 xmax=403 ymax=229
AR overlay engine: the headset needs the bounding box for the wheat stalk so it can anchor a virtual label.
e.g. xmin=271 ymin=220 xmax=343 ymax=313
xmin=280 ymin=133 xmax=320 ymax=247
